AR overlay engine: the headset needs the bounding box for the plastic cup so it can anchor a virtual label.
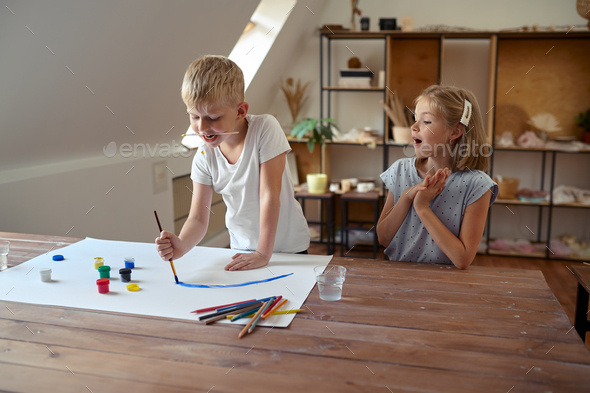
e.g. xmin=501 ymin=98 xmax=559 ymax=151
xmin=314 ymin=265 xmax=346 ymax=301
xmin=0 ymin=240 xmax=9 ymax=271
xmin=96 ymin=278 xmax=110 ymax=294
xmin=98 ymin=265 xmax=111 ymax=279
xmin=124 ymin=256 xmax=135 ymax=269
xmin=39 ymin=268 xmax=52 ymax=282
xmin=119 ymin=268 xmax=131 ymax=282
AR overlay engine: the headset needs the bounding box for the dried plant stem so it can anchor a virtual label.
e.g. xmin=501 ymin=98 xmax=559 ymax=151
xmin=381 ymin=91 xmax=410 ymax=127
xmin=281 ymin=78 xmax=311 ymax=124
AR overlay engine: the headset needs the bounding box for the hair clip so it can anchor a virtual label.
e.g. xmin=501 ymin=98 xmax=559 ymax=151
xmin=460 ymin=99 xmax=472 ymax=126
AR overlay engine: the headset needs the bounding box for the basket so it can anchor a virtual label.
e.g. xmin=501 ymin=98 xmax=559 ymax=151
xmin=494 ymin=177 xmax=519 ymax=199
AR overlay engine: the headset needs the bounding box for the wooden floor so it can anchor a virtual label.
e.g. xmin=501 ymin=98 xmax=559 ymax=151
xmin=309 ymin=242 xmax=590 ymax=349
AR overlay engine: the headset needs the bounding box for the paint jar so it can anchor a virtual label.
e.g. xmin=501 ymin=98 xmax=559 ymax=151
xmin=124 ymin=256 xmax=135 ymax=269
xmin=94 ymin=257 xmax=104 ymax=270
xmin=119 ymin=268 xmax=132 ymax=282
xmin=98 ymin=265 xmax=111 ymax=279
xmin=39 ymin=268 xmax=52 ymax=282
xmin=96 ymin=278 xmax=110 ymax=294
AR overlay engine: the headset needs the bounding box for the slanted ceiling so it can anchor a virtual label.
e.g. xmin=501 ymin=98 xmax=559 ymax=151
xmin=0 ymin=0 xmax=258 ymax=172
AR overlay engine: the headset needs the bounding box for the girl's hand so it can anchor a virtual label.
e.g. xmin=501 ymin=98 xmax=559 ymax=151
xmin=155 ymin=231 xmax=186 ymax=261
xmin=404 ymin=168 xmax=446 ymax=200
xmin=414 ymin=168 xmax=450 ymax=209
xmin=225 ymin=251 xmax=269 ymax=271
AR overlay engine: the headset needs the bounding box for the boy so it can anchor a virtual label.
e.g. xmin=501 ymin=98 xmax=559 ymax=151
xmin=156 ymin=55 xmax=310 ymax=271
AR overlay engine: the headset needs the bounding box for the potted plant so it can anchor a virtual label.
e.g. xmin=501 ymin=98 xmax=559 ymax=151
xmin=290 ymin=118 xmax=339 ymax=194
xmin=575 ymin=109 xmax=590 ymax=144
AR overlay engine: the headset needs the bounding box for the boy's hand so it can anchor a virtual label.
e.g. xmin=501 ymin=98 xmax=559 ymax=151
xmin=414 ymin=168 xmax=450 ymax=210
xmin=225 ymin=251 xmax=269 ymax=271
xmin=155 ymin=231 xmax=185 ymax=261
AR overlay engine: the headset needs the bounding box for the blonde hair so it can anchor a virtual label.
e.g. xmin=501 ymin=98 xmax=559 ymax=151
xmin=181 ymin=55 xmax=244 ymax=111
xmin=415 ymin=85 xmax=490 ymax=172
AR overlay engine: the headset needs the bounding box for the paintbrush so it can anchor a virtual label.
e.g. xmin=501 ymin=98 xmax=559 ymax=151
xmin=153 ymin=210 xmax=179 ymax=284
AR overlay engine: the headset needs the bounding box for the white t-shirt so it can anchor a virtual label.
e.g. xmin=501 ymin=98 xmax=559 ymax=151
xmin=191 ymin=114 xmax=310 ymax=253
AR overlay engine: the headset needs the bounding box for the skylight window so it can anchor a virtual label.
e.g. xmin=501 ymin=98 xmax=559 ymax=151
xmin=182 ymin=0 xmax=297 ymax=149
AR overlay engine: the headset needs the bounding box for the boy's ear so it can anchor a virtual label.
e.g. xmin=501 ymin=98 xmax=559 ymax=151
xmin=236 ymin=102 xmax=249 ymax=120
xmin=450 ymin=123 xmax=464 ymax=141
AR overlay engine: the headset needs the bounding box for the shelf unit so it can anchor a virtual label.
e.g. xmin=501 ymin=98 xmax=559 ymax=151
xmin=487 ymin=32 xmax=590 ymax=261
xmin=488 ymin=148 xmax=590 ymax=260
xmin=288 ymin=29 xmax=590 ymax=261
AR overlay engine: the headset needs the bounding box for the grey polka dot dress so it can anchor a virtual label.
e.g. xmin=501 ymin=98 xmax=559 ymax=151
xmin=379 ymin=158 xmax=498 ymax=264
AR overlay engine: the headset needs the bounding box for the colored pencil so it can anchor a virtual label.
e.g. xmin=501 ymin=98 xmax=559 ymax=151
xmin=262 ymin=298 xmax=288 ymax=320
xmin=192 ymin=299 xmax=256 ymax=314
xmin=198 ymin=301 xmax=263 ymax=321
xmin=216 ymin=296 xmax=274 ymax=312
xmin=227 ymin=309 xmax=304 ymax=319
xmin=153 ymin=210 xmax=179 ymax=284
xmin=238 ymin=301 xmax=269 ymax=339
xmin=261 ymin=296 xmax=282 ymax=318
xmin=247 ymin=299 xmax=274 ymax=334
xmin=269 ymin=309 xmax=303 ymax=315
xmin=204 ymin=304 xmax=260 ymax=325
xmin=230 ymin=307 xmax=260 ymax=322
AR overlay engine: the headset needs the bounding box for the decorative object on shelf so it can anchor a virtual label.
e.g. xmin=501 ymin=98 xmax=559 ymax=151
xmin=489 ymin=238 xmax=546 ymax=255
xmin=357 ymin=182 xmax=375 ymax=193
xmin=493 ymin=175 xmax=519 ymax=199
xmin=574 ymin=108 xmax=590 ymax=143
xmin=360 ymin=17 xmax=370 ymax=31
xmin=329 ymin=182 xmax=340 ymax=192
xmin=553 ymin=185 xmax=590 ymax=205
xmin=515 ymin=188 xmax=548 ymax=203
xmin=381 ymin=91 xmax=412 ymax=143
xmin=291 ymin=118 xmax=340 ymax=194
xmin=378 ymin=70 xmax=385 ymax=88
xmin=332 ymin=127 xmax=378 ymax=148
xmin=341 ymin=179 xmax=352 ymax=193
xmin=545 ymin=140 xmax=590 ymax=152
xmin=401 ymin=17 xmax=414 ymax=32
xmin=551 ymin=235 xmax=590 ymax=259
xmin=281 ymin=78 xmax=311 ymax=125
xmin=517 ymin=130 xmax=545 ymax=148
xmin=527 ymin=112 xmax=562 ymax=142
xmin=347 ymin=56 xmax=362 ymax=68
xmin=339 ymin=64 xmax=372 ymax=88
xmin=496 ymin=131 xmax=515 ymax=147
xmin=379 ymin=18 xmax=396 ymax=31
xmin=577 ymin=0 xmax=590 ymax=29
xmin=350 ymin=0 xmax=362 ymax=31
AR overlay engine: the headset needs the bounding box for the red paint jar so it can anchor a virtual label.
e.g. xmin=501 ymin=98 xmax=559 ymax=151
xmin=96 ymin=278 xmax=110 ymax=294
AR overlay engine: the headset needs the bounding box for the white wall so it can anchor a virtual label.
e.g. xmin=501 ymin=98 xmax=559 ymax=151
xmin=0 ymin=0 xmax=258 ymax=240
xmin=0 ymin=153 xmax=193 ymax=242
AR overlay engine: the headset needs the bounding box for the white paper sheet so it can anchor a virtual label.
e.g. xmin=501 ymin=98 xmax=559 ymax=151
xmin=0 ymin=238 xmax=332 ymax=327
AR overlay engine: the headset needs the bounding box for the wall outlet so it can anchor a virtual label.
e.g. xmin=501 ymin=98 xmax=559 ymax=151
xmin=153 ymin=161 xmax=168 ymax=194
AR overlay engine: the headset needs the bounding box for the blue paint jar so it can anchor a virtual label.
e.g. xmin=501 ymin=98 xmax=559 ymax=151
xmin=124 ymin=256 xmax=135 ymax=269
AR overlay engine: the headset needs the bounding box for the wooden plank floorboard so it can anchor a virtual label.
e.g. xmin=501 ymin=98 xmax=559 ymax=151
xmin=2 ymin=321 xmax=589 ymax=387
xmin=336 ymin=283 xmax=564 ymax=313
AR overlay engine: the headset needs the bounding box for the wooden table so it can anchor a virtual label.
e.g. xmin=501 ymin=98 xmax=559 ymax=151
xmin=1 ymin=232 xmax=590 ymax=392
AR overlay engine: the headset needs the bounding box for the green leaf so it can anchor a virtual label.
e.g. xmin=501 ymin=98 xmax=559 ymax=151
xmin=307 ymin=137 xmax=315 ymax=153
xmin=291 ymin=122 xmax=307 ymax=139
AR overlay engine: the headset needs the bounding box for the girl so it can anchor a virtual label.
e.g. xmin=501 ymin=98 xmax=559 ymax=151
xmin=377 ymin=85 xmax=498 ymax=269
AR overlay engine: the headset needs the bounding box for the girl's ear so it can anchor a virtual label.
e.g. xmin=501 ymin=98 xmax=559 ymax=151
xmin=236 ymin=102 xmax=249 ymax=120
xmin=450 ymin=123 xmax=464 ymax=141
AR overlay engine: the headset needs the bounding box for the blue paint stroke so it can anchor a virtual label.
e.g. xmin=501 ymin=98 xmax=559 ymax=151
xmin=177 ymin=273 xmax=293 ymax=288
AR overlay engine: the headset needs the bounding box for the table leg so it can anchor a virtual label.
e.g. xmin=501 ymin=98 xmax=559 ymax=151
xmin=574 ymin=282 xmax=589 ymax=342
